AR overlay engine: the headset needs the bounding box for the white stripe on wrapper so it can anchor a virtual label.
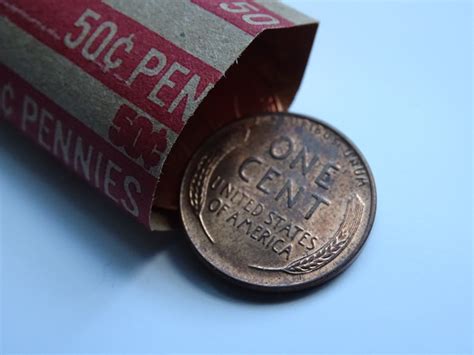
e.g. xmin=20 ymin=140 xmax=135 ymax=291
xmin=0 ymin=17 xmax=175 ymax=178
xmin=103 ymin=0 xmax=254 ymax=74
xmin=256 ymin=0 xmax=316 ymax=26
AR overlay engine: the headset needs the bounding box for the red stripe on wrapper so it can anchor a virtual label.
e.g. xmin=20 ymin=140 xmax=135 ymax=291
xmin=0 ymin=63 xmax=156 ymax=226
xmin=191 ymin=0 xmax=293 ymax=36
xmin=0 ymin=0 xmax=222 ymax=133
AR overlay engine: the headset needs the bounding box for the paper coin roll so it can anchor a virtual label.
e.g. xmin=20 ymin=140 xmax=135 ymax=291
xmin=0 ymin=0 xmax=317 ymax=230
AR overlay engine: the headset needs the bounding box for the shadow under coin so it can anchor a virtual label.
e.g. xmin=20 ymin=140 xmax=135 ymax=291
xmin=166 ymin=232 xmax=347 ymax=304
xmin=1 ymin=122 xmax=346 ymax=302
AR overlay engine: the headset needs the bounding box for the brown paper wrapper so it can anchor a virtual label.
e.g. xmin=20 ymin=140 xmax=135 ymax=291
xmin=0 ymin=0 xmax=317 ymax=230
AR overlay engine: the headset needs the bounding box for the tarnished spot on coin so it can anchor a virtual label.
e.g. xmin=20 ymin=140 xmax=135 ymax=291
xmin=180 ymin=113 xmax=376 ymax=291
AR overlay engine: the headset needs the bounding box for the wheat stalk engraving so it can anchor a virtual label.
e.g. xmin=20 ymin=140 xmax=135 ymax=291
xmin=188 ymin=129 xmax=250 ymax=244
xmin=188 ymin=153 xmax=223 ymax=243
xmin=250 ymin=194 xmax=365 ymax=274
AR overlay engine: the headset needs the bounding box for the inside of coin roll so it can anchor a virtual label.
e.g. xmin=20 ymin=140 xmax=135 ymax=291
xmin=153 ymin=25 xmax=317 ymax=211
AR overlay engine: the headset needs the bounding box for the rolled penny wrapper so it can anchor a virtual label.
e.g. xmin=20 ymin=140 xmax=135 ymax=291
xmin=0 ymin=0 xmax=317 ymax=230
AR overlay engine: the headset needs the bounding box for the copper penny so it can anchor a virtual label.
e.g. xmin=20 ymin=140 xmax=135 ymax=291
xmin=180 ymin=113 xmax=376 ymax=291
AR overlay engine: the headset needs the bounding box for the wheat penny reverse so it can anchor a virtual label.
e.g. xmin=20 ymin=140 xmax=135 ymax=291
xmin=180 ymin=113 xmax=376 ymax=291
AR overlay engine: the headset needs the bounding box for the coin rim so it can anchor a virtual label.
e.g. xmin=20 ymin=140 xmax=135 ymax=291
xmin=179 ymin=112 xmax=377 ymax=292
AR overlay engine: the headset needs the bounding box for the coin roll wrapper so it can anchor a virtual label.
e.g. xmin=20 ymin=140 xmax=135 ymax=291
xmin=0 ymin=0 xmax=317 ymax=230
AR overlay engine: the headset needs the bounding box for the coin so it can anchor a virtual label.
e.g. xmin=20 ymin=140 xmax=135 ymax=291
xmin=180 ymin=113 xmax=376 ymax=291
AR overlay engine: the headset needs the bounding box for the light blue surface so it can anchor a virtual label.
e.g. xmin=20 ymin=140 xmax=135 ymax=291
xmin=1 ymin=1 xmax=472 ymax=353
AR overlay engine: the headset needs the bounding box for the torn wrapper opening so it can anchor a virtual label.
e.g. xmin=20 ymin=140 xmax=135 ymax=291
xmin=153 ymin=23 xmax=317 ymax=229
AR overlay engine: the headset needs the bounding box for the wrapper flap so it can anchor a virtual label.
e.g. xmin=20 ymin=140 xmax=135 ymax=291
xmin=154 ymin=9 xmax=317 ymax=229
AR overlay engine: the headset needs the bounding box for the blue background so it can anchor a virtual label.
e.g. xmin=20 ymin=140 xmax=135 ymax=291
xmin=1 ymin=1 xmax=472 ymax=353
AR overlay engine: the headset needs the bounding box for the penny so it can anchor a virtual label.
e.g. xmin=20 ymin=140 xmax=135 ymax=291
xmin=180 ymin=113 xmax=376 ymax=291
